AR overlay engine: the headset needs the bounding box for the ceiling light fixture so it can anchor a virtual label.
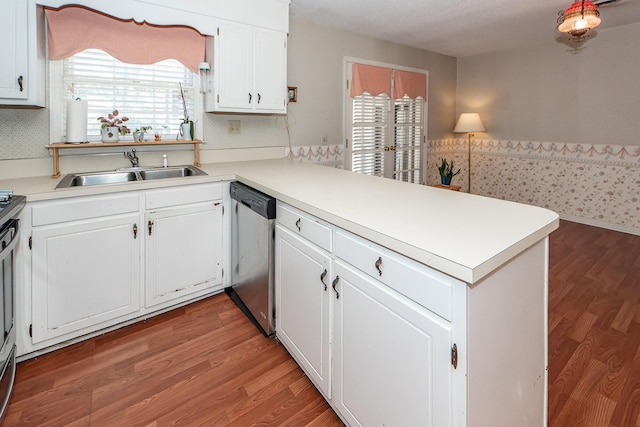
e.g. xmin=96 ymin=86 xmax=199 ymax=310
xmin=557 ymin=0 xmax=601 ymax=42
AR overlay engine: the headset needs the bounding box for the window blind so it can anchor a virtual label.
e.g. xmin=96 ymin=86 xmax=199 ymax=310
xmin=62 ymin=49 xmax=195 ymax=141
xmin=393 ymin=96 xmax=423 ymax=183
xmin=352 ymin=93 xmax=388 ymax=177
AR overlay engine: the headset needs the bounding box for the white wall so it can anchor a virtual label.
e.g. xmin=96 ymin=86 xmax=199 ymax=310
xmin=286 ymin=18 xmax=457 ymax=147
xmin=456 ymin=22 xmax=640 ymax=145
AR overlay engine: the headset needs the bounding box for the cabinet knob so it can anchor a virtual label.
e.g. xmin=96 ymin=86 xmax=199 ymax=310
xmin=248 ymin=93 xmax=252 ymax=104
xmin=18 ymin=75 xmax=24 ymax=92
xmin=375 ymin=257 xmax=383 ymax=276
xmin=295 ymin=218 xmax=301 ymax=232
xmin=257 ymin=93 xmax=261 ymax=104
xmin=332 ymin=276 xmax=340 ymax=299
xmin=148 ymin=220 xmax=154 ymax=236
xmin=320 ymin=269 xmax=328 ymax=291
xmin=133 ymin=223 xmax=138 ymax=239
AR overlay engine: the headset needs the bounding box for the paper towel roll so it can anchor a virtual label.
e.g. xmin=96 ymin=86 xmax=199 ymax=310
xmin=66 ymin=98 xmax=88 ymax=143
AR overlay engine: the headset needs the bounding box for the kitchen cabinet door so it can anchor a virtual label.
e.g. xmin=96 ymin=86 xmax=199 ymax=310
xmin=145 ymin=202 xmax=223 ymax=308
xmin=332 ymin=260 xmax=454 ymax=427
xmin=31 ymin=214 xmax=141 ymax=344
xmin=275 ymin=225 xmax=332 ymax=398
xmin=0 ymin=0 xmax=45 ymax=106
xmin=253 ymin=29 xmax=287 ymax=112
xmin=210 ymin=21 xmax=287 ymax=114
xmin=0 ymin=0 xmax=28 ymax=100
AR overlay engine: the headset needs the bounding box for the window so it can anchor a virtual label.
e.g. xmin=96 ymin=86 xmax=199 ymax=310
xmin=52 ymin=49 xmax=198 ymax=142
xmin=346 ymin=61 xmax=427 ymax=184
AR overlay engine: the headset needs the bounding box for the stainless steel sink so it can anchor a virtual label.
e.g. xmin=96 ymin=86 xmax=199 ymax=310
xmin=140 ymin=166 xmax=205 ymax=180
xmin=55 ymin=166 xmax=207 ymax=189
xmin=56 ymin=171 xmax=139 ymax=188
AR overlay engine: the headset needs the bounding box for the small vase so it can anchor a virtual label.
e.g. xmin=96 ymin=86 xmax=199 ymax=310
xmin=179 ymin=122 xmax=193 ymax=141
xmin=101 ymin=127 xmax=120 ymax=142
xmin=134 ymin=131 xmax=144 ymax=142
xmin=440 ymin=176 xmax=452 ymax=186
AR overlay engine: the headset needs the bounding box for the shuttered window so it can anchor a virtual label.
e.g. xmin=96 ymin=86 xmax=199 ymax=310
xmin=394 ymin=96 xmax=423 ymax=183
xmin=60 ymin=49 xmax=195 ymax=141
xmin=348 ymin=61 xmax=426 ymax=184
xmin=352 ymin=93 xmax=388 ymax=177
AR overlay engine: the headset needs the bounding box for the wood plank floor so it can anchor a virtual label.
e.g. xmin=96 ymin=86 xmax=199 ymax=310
xmin=3 ymin=219 xmax=640 ymax=426
xmin=548 ymin=220 xmax=640 ymax=427
xmin=3 ymin=295 xmax=344 ymax=426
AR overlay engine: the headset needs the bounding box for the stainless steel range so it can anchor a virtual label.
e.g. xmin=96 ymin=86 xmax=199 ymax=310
xmin=0 ymin=191 xmax=26 ymax=421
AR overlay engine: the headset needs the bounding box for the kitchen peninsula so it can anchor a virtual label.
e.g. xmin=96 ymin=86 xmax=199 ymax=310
xmin=1 ymin=159 xmax=559 ymax=426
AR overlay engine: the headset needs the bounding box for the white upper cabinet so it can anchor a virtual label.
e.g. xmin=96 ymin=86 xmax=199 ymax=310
xmin=0 ymin=0 xmax=45 ymax=107
xmin=208 ymin=21 xmax=287 ymax=114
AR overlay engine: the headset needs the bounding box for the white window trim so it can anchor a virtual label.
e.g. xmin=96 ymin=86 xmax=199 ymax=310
xmin=343 ymin=56 xmax=429 ymax=185
xmin=49 ymin=58 xmax=204 ymax=145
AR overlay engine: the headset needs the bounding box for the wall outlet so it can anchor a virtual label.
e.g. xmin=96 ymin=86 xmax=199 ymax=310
xmin=228 ymin=120 xmax=241 ymax=134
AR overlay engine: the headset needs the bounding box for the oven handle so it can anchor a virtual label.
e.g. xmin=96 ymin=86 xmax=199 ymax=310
xmin=0 ymin=219 xmax=20 ymax=263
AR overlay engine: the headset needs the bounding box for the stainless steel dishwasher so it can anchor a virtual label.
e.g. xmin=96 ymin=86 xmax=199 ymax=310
xmin=226 ymin=181 xmax=276 ymax=336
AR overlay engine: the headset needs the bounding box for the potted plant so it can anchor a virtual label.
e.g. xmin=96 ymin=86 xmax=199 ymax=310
xmin=97 ymin=110 xmax=130 ymax=142
xmin=133 ymin=126 xmax=152 ymax=142
xmin=437 ymin=158 xmax=461 ymax=186
xmin=178 ymin=82 xmax=194 ymax=140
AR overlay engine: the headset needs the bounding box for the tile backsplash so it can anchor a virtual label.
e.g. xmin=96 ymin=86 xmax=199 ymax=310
xmin=428 ymin=139 xmax=640 ymax=235
xmin=0 ymin=109 xmax=50 ymax=159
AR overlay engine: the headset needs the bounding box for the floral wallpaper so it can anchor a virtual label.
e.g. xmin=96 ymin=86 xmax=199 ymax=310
xmin=428 ymin=139 xmax=640 ymax=234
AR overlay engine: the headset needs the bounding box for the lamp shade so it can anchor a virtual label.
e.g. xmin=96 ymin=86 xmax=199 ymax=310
xmin=454 ymin=113 xmax=485 ymax=133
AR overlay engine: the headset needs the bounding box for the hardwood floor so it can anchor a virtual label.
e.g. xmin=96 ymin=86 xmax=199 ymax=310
xmin=3 ymin=296 xmax=344 ymax=426
xmin=548 ymin=220 xmax=640 ymax=427
xmin=3 ymin=219 xmax=639 ymax=426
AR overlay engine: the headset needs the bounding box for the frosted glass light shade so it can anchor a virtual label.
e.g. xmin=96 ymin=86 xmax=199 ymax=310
xmin=454 ymin=113 xmax=485 ymax=133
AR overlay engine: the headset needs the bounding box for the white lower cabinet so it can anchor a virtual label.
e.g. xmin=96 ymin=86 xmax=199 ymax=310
xmin=275 ymin=225 xmax=332 ymax=397
xmin=275 ymin=202 xmax=465 ymax=426
xmin=332 ymin=260 xmax=454 ymax=427
xmin=22 ymin=183 xmax=226 ymax=355
xmin=31 ymin=213 xmax=141 ymax=343
xmin=145 ymin=202 xmax=223 ymax=308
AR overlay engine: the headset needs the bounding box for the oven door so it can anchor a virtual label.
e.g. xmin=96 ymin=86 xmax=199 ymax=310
xmin=0 ymin=218 xmax=19 ymax=420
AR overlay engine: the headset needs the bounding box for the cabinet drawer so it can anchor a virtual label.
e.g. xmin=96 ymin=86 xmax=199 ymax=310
xmin=145 ymin=183 xmax=222 ymax=209
xmin=335 ymin=230 xmax=459 ymax=321
xmin=276 ymin=202 xmax=332 ymax=252
xmin=31 ymin=193 xmax=139 ymax=226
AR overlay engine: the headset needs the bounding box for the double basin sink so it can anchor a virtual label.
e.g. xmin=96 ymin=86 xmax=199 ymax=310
xmin=56 ymin=165 xmax=207 ymax=189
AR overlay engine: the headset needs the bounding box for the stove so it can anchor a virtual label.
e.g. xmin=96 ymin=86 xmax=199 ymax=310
xmin=0 ymin=192 xmax=26 ymax=226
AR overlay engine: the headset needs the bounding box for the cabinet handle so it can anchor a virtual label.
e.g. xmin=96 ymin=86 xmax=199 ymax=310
xmin=452 ymin=343 xmax=458 ymax=369
xmin=320 ymin=269 xmax=328 ymax=291
xmin=375 ymin=257 xmax=383 ymax=276
xmin=257 ymin=93 xmax=261 ymax=104
xmin=295 ymin=218 xmax=301 ymax=231
xmin=148 ymin=220 xmax=154 ymax=236
xmin=332 ymin=276 xmax=340 ymax=299
xmin=248 ymin=93 xmax=252 ymax=104
xmin=133 ymin=223 xmax=138 ymax=239
xmin=18 ymin=75 xmax=23 ymax=92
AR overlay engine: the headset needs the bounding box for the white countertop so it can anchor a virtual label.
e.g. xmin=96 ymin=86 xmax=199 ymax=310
xmin=0 ymin=159 xmax=559 ymax=283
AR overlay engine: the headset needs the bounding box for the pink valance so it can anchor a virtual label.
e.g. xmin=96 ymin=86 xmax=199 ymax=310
xmin=45 ymin=6 xmax=205 ymax=73
xmin=394 ymin=70 xmax=427 ymax=100
xmin=350 ymin=63 xmax=392 ymax=97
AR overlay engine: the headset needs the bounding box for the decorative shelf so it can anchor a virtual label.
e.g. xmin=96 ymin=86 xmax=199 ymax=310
xmin=46 ymin=140 xmax=203 ymax=179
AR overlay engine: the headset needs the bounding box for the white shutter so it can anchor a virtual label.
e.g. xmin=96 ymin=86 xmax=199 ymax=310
xmin=62 ymin=49 xmax=195 ymax=141
xmin=352 ymin=93 xmax=388 ymax=177
xmin=393 ymin=96 xmax=423 ymax=183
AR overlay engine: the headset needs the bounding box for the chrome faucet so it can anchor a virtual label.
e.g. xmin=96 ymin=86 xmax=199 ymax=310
xmin=124 ymin=149 xmax=139 ymax=167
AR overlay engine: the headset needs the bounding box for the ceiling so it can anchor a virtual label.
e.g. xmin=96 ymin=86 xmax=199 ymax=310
xmin=289 ymin=0 xmax=640 ymax=58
